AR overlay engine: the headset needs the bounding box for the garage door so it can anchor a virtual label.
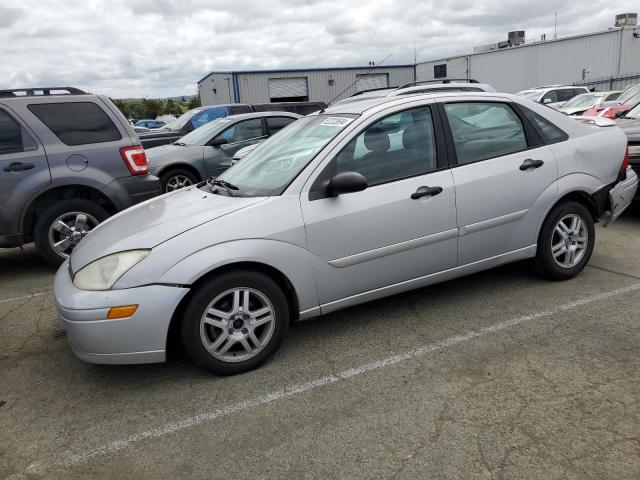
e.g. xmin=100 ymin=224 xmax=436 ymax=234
xmin=355 ymin=73 xmax=389 ymax=93
xmin=268 ymin=77 xmax=309 ymax=99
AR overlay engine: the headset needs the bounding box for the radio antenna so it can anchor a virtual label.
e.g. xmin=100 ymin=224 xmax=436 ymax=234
xmin=321 ymin=52 xmax=394 ymax=112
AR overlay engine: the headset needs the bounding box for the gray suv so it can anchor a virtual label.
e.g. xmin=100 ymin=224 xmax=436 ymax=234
xmin=0 ymin=87 xmax=161 ymax=265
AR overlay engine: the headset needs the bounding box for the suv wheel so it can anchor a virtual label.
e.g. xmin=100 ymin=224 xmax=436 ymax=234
xmin=181 ymin=270 xmax=290 ymax=375
xmin=160 ymin=168 xmax=199 ymax=193
xmin=34 ymin=199 xmax=109 ymax=267
xmin=534 ymin=201 xmax=595 ymax=280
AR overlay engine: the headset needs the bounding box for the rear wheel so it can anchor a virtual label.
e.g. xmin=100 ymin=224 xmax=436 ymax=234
xmin=181 ymin=270 xmax=290 ymax=375
xmin=34 ymin=199 xmax=109 ymax=266
xmin=160 ymin=168 xmax=199 ymax=193
xmin=534 ymin=201 xmax=595 ymax=280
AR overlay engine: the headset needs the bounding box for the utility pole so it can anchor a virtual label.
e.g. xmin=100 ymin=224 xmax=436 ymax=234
xmin=554 ymin=12 xmax=558 ymax=39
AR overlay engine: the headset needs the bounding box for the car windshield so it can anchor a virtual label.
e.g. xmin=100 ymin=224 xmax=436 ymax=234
xmin=517 ymin=91 xmax=541 ymax=100
xmin=215 ymin=114 xmax=357 ymax=196
xmin=616 ymin=85 xmax=640 ymax=104
xmin=562 ymin=93 xmax=604 ymax=108
xmin=163 ymin=109 xmax=201 ymax=131
xmin=624 ymin=103 xmax=640 ymax=119
xmin=177 ymin=118 xmax=232 ymax=146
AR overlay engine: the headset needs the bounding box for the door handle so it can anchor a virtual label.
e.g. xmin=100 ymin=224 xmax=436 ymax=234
xmin=3 ymin=162 xmax=35 ymax=172
xmin=411 ymin=186 xmax=443 ymax=200
xmin=519 ymin=159 xmax=544 ymax=171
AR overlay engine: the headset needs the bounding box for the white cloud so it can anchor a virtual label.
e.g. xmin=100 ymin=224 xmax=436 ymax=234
xmin=0 ymin=0 xmax=637 ymax=97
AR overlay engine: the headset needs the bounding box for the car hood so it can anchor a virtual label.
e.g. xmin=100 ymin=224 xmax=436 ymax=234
xmin=70 ymin=187 xmax=265 ymax=272
xmin=558 ymin=106 xmax=592 ymax=115
xmin=146 ymin=144 xmax=203 ymax=171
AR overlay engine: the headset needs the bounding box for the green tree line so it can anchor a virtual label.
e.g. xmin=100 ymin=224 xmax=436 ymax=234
xmin=111 ymin=96 xmax=201 ymax=120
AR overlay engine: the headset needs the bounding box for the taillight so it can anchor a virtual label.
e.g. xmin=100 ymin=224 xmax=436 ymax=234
xmin=621 ymin=145 xmax=629 ymax=172
xmin=120 ymin=145 xmax=149 ymax=175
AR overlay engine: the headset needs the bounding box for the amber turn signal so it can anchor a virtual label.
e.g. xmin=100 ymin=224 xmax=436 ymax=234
xmin=107 ymin=305 xmax=139 ymax=320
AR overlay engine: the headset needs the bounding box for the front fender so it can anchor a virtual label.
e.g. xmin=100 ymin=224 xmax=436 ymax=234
xmin=158 ymin=239 xmax=320 ymax=317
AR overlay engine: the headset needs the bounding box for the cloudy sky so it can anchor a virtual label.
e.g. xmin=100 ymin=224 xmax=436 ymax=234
xmin=1 ymin=0 xmax=637 ymax=98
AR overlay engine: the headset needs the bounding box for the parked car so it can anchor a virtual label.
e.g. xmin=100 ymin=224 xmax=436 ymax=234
xmin=135 ymin=119 xmax=165 ymax=129
xmin=139 ymin=101 xmax=325 ymax=149
xmin=147 ymin=112 xmax=300 ymax=192
xmin=557 ymin=91 xmax=621 ymax=116
xmin=156 ymin=114 xmax=177 ymax=124
xmin=333 ymin=79 xmax=496 ymax=106
xmin=0 ymin=87 xmax=161 ymax=265
xmin=516 ymin=85 xmax=590 ymax=109
xmin=583 ymin=84 xmax=640 ymax=119
xmin=614 ymin=102 xmax=640 ymax=196
xmin=54 ymin=91 xmax=637 ymax=375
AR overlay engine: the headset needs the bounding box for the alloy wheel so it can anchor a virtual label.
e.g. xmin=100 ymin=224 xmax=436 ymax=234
xmin=47 ymin=212 xmax=99 ymax=258
xmin=199 ymin=288 xmax=276 ymax=363
xmin=551 ymin=214 xmax=588 ymax=268
xmin=165 ymin=174 xmax=194 ymax=192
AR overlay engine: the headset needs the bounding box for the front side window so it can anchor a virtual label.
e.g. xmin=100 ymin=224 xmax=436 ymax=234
xmin=28 ymin=102 xmax=121 ymax=146
xmin=218 ymin=118 xmax=263 ymax=143
xmin=444 ymin=102 xmax=527 ymax=164
xmin=556 ymin=89 xmax=576 ymax=102
xmin=192 ymin=108 xmax=227 ymax=129
xmin=541 ymin=90 xmax=558 ymax=103
xmin=333 ymin=106 xmax=437 ymax=186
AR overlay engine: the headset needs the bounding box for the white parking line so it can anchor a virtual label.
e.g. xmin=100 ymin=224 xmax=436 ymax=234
xmin=61 ymin=281 xmax=640 ymax=467
xmin=0 ymin=291 xmax=51 ymax=305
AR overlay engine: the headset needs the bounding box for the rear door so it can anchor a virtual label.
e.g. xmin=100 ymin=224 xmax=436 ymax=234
xmin=0 ymin=105 xmax=50 ymax=239
xmin=204 ymin=117 xmax=266 ymax=176
xmin=441 ymin=100 xmax=558 ymax=265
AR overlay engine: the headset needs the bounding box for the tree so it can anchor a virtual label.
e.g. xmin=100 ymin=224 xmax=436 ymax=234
xmin=111 ymin=98 xmax=130 ymax=119
xmin=187 ymin=95 xmax=201 ymax=110
xmin=142 ymin=98 xmax=163 ymax=119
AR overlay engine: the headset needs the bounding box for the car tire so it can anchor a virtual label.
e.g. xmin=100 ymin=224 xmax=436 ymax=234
xmin=534 ymin=201 xmax=595 ymax=280
xmin=34 ymin=199 xmax=109 ymax=267
xmin=160 ymin=168 xmax=199 ymax=193
xmin=181 ymin=270 xmax=290 ymax=375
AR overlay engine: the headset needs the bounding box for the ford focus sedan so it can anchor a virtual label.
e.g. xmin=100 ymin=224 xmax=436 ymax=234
xmin=54 ymin=92 xmax=638 ymax=375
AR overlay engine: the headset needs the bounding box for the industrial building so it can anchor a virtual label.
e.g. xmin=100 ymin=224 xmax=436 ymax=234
xmin=197 ymin=65 xmax=415 ymax=106
xmin=416 ymin=13 xmax=640 ymax=93
xmin=197 ymin=13 xmax=640 ymax=105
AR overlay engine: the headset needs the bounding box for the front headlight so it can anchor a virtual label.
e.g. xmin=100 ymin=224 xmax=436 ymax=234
xmin=73 ymin=250 xmax=151 ymax=291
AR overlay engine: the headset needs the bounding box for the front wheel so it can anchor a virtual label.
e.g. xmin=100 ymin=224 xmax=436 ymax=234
xmin=534 ymin=201 xmax=595 ymax=280
xmin=160 ymin=168 xmax=199 ymax=193
xmin=181 ymin=270 xmax=290 ymax=375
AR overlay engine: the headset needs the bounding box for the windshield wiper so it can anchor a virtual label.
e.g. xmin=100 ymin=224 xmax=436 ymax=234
xmin=207 ymin=178 xmax=239 ymax=196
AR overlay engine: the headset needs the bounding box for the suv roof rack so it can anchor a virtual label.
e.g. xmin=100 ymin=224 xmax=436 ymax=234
xmin=399 ymin=79 xmax=479 ymax=88
xmin=0 ymin=87 xmax=87 ymax=98
xmin=351 ymin=86 xmax=398 ymax=97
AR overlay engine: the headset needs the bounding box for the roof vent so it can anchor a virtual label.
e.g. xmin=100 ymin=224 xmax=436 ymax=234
xmin=615 ymin=13 xmax=637 ymax=27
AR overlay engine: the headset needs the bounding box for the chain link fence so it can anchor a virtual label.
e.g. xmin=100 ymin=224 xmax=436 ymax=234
xmin=573 ymin=72 xmax=640 ymax=91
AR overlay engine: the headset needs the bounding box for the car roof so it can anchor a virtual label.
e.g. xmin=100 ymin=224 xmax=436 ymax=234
xmin=220 ymin=111 xmax=302 ymax=121
xmin=324 ymin=91 xmax=513 ymax=115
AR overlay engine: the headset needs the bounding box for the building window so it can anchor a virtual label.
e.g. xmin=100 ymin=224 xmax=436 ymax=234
xmin=434 ymin=64 xmax=447 ymax=79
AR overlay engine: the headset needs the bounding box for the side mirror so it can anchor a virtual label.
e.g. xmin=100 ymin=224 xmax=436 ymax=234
xmin=327 ymin=171 xmax=368 ymax=197
xmin=210 ymin=137 xmax=228 ymax=147
xmin=542 ymin=98 xmax=552 ymax=104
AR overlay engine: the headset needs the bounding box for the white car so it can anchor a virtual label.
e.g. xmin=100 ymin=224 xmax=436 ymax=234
xmin=516 ymin=85 xmax=590 ymax=109
xmin=54 ymin=92 xmax=637 ymax=375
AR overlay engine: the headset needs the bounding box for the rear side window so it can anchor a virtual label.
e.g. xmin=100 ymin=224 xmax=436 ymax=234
xmin=266 ymin=117 xmax=296 ymax=134
xmin=28 ymin=102 xmax=121 ymax=146
xmin=519 ymin=107 xmax=568 ymax=144
xmin=444 ymin=102 xmax=527 ymax=164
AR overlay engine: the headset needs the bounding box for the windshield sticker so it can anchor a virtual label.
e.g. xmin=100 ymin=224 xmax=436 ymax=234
xmin=320 ymin=117 xmax=353 ymax=127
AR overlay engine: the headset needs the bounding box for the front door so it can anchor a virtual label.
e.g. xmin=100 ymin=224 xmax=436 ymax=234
xmin=301 ymin=105 xmax=458 ymax=306
xmin=205 ymin=118 xmax=266 ymax=176
xmin=441 ymin=101 xmax=558 ymax=265
xmin=0 ymin=105 xmax=50 ymax=241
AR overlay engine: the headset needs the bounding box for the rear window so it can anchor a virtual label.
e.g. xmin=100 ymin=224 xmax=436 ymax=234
xmin=28 ymin=102 xmax=121 ymax=146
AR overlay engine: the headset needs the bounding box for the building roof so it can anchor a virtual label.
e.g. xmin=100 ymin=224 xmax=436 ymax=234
xmin=197 ymin=64 xmax=415 ymax=85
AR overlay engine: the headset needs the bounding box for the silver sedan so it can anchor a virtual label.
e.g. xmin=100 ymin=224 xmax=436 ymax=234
xmin=54 ymin=92 xmax=638 ymax=375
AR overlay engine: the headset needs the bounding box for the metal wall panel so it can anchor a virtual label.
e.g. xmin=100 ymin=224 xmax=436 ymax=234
xmin=416 ymin=28 xmax=640 ymax=94
xmin=198 ymin=73 xmax=235 ymax=105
